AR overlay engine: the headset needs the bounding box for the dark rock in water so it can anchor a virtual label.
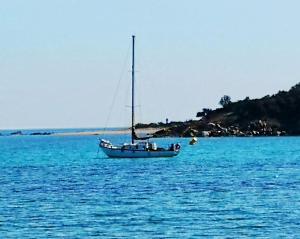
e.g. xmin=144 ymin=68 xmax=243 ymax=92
xmin=10 ymin=131 xmax=22 ymax=135
xmin=30 ymin=132 xmax=52 ymax=136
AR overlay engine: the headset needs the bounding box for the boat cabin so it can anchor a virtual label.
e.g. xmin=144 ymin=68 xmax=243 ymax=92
xmin=122 ymin=142 xmax=157 ymax=151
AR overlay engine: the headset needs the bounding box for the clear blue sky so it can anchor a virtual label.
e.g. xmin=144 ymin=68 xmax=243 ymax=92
xmin=1 ymin=0 xmax=299 ymax=129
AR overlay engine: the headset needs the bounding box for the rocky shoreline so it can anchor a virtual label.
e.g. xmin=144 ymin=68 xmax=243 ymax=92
xmin=152 ymin=120 xmax=288 ymax=138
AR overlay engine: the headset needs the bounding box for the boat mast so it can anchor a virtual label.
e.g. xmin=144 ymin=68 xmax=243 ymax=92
xmin=131 ymin=35 xmax=135 ymax=144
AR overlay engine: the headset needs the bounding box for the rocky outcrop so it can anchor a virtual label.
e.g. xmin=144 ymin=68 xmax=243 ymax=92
xmin=2 ymin=131 xmax=52 ymax=136
xmin=10 ymin=131 xmax=22 ymax=136
xmin=153 ymin=120 xmax=287 ymax=138
xmin=152 ymin=83 xmax=300 ymax=137
xmin=30 ymin=132 xmax=52 ymax=136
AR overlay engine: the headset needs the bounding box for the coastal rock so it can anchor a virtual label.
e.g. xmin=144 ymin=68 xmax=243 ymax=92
xmin=207 ymin=122 xmax=216 ymax=130
xmin=182 ymin=127 xmax=198 ymax=137
xmin=10 ymin=131 xmax=22 ymax=136
xmin=30 ymin=132 xmax=52 ymax=136
xmin=153 ymin=128 xmax=171 ymax=137
xmin=153 ymin=117 xmax=291 ymax=138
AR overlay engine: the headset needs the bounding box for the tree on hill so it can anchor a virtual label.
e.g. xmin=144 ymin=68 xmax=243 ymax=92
xmin=219 ymin=95 xmax=231 ymax=107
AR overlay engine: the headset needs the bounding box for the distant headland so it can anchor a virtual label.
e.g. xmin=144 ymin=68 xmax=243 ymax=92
xmin=137 ymin=82 xmax=300 ymax=137
xmin=1 ymin=83 xmax=299 ymax=138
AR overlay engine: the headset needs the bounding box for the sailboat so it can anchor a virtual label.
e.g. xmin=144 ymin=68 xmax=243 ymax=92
xmin=99 ymin=35 xmax=181 ymax=158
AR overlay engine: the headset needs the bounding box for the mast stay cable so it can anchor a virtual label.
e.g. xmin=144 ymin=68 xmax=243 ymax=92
xmin=103 ymin=43 xmax=131 ymax=132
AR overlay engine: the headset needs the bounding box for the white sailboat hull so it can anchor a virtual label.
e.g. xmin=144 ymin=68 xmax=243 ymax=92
xmin=100 ymin=145 xmax=179 ymax=158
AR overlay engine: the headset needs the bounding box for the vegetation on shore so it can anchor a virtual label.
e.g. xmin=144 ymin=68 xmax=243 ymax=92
xmin=137 ymin=82 xmax=300 ymax=137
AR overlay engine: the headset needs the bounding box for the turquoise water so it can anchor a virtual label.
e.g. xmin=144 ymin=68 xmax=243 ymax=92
xmin=1 ymin=134 xmax=300 ymax=238
xmin=0 ymin=127 xmax=125 ymax=136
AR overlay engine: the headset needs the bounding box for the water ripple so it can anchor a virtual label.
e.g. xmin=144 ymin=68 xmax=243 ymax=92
xmin=0 ymin=136 xmax=300 ymax=238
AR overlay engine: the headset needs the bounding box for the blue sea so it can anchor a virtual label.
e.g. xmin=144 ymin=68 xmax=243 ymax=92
xmin=1 ymin=132 xmax=300 ymax=238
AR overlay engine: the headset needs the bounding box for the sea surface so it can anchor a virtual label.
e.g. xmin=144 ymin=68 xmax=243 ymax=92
xmin=0 ymin=127 xmax=125 ymax=136
xmin=1 ymin=132 xmax=300 ymax=238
